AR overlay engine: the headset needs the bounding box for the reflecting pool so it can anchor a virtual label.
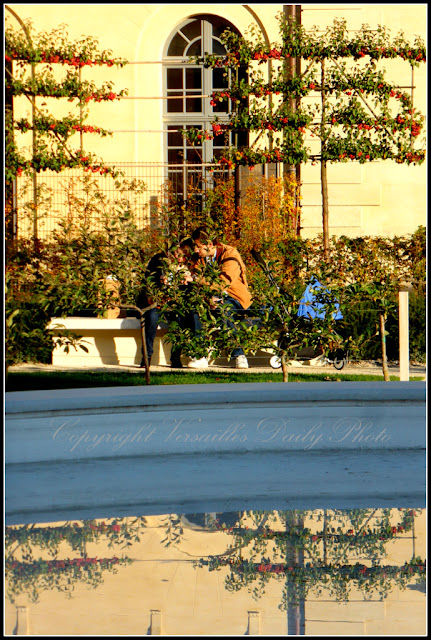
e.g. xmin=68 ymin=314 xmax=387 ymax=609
xmin=5 ymin=507 xmax=426 ymax=635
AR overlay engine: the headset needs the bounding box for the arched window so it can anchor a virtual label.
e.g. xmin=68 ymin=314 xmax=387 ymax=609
xmin=163 ymin=14 xmax=247 ymax=207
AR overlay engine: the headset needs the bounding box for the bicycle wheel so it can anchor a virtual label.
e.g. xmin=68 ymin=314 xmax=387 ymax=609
xmin=332 ymin=349 xmax=347 ymax=370
xmin=333 ymin=357 xmax=345 ymax=370
xmin=270 ymin=355 xmax=282 ymax=369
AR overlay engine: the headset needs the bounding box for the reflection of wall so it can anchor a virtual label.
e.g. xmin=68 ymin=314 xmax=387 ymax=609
xmin=304 ymin=509 xmax=426 ymax=636
xmin=5 ymin=510 xmax=426 ymax=635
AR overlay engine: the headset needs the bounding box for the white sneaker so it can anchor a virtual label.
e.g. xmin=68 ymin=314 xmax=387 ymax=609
xmin=187 ymin=357 xmax=209 ymax=369
xmin=234 ymin=355 xmax=249 ymax=369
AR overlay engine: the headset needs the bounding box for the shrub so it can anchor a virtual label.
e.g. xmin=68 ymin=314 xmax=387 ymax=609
xmin=5 ymin=172 xmax=426 ymax=367
xmin=408 ymin=286 xmax=426 ymax=362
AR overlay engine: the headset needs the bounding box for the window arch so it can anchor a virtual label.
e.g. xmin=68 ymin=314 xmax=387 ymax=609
xmin=163 ymin=14 xmax=247 ymax=207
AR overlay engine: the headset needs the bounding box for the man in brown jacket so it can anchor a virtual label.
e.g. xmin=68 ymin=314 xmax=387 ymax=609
xmin=189 ymin=226 xmax=252 ymax=369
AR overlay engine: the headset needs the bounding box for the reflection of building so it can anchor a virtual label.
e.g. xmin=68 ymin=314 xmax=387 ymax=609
xmin=5 ymin=509 xmax=426 ymax=635
xmin=6 ymin=4 xmax=426 ymax=239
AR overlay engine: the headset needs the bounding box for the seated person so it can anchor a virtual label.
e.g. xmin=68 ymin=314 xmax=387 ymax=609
xmin=189 ymin=226 xmax=252 ymax=369
xmin=136 ymin=238 xmax=196 ymax=368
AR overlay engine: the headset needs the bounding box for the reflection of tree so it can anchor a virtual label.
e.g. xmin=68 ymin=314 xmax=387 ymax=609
xmin=195 ymin=509 xmax=425 ymax=634
xmin=5 ymin=517 xmax=148 ymax=603
xmin=161 ymin=514 xmax=184 ymax=548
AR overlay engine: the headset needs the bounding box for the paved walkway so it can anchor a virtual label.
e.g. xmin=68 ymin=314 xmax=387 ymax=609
xmin=8 ymin=360 xmax=426 ymax=380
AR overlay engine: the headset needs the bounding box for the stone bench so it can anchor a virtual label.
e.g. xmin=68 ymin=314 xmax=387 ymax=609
xmin=48 ymin=317 xmax=170 ymax=367
xmin=47 ymin=317 xmax=274 ymax=367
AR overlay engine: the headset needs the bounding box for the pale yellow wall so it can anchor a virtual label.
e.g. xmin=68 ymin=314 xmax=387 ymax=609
xmin=6 ymin=4 xmax=427 ymax=238
xmin=5 ymin=510 xmax=426 ymax=635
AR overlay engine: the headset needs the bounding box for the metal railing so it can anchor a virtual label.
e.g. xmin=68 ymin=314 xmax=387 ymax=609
xmin=14 ymin=162 xmax=229 ymax=241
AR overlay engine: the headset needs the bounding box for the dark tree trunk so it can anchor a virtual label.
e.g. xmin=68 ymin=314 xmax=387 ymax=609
xmin=320 ymin=59 xmax=330 ymax=262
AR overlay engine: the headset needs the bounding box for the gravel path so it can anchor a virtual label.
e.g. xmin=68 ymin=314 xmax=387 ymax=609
xmin=8 ymin=360 xmax=426 ymax=380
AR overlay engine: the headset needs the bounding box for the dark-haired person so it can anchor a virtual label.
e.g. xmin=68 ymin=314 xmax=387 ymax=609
xmin=136 ymin=239 xmax=195 ymax=368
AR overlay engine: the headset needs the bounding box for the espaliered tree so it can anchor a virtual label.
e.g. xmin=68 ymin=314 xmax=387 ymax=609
xmin=5 ymin=513 xmax=194 ymax=603
xmin=5 ymin=516 xmax=148 ymax=603
xmin=4 ymin=14 xmax=132 ymax=376
xmin=184 ymin=15 xmax=426 ymax=259
xmin=195 ymin=508 xmax=425 ymax=634
xmin=5 ymin=14 xmax=128 ymax=241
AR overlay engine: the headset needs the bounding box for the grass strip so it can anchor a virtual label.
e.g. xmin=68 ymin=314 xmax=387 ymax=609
xmin=5 ymin=370 xmax=410 ymax=392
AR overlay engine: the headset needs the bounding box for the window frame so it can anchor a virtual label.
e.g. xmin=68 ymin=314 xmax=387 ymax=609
xmin=163 ymin=15 xmax=246 ymax=165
